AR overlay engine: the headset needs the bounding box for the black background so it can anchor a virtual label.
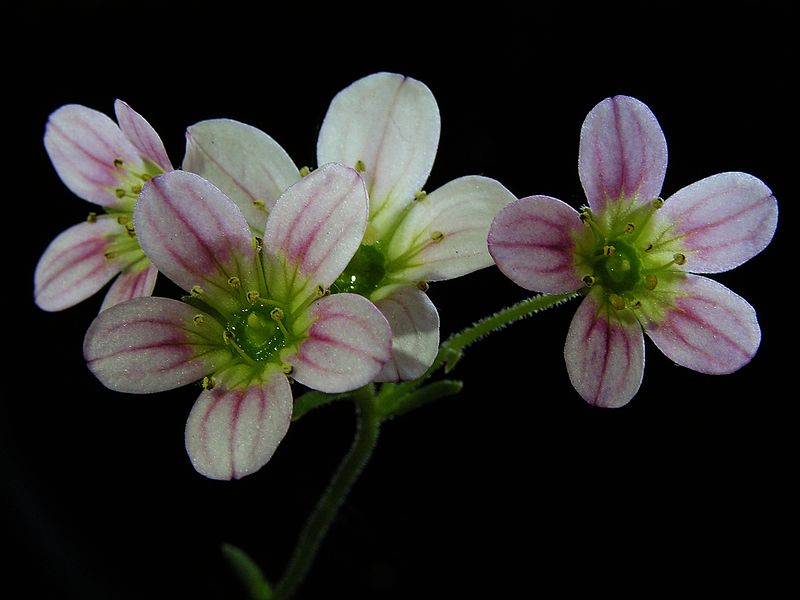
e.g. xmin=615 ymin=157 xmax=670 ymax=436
xmin=5 ymin=2 xmax=794 ymax=598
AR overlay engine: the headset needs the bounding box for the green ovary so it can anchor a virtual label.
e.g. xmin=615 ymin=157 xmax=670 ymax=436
xmin=226 ymin=304 xmax=287 ymax=362
xmin=592 ymin=239 xmax=641 ymax=294
xmin=331 ymin=243 xmax=387 ymax=295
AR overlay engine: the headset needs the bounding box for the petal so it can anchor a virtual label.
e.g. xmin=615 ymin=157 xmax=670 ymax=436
xmin=84 ymin=296 xmax=231 ymax=393
xmin=114 ymin=99 xmax=173 ymax=172
xmin=317 ymin=72 xmax=440 ymax=235
xmin=578 ymin=95 xmax=667 ymax=212
xmin=387 ymin=176 xmax=516 ymax=282
xmin=263 ymin=164 xmax=367 ymax=309
xmin=289 ymin=293 xmax=392 ymax=393
xmin=34 ymin=219 xmax=123 ymax=311
xmin=99 ymin=263 xmax=158 ymax=312
xmin=183 ymin=119 xmax=301 ymax=233
xmin=658 ymin=172 xmax=778 ymax=273
xmin=135 ymin=171 xmax=258 ymax=314
xmin=44 ymin=104 xmax=142 ymax=207
xmin=185 ymin=372 xmax=293 ymax=480
xmin=372 ymin=286 xmax=440 ymax=381
xmin=643 ymin=275 xmax=760 ymax=374
xmin=488 ymin=195 xmax=585 ymax=293
xmin=564 ymin=293 xmax=645 ymax=408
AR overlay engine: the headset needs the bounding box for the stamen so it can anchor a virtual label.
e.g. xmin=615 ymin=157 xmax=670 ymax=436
xmin=299 ymin=166 xmax=311 ymax=177
xmin=643 ymin=243 xmax=654 ymax=252
xmin=131 ymin=184 xmax=142 ymax=194
xmin=193 ymin=314 xmax=205 ymax=326
xmin=252 ymin=236 xmax=263 ymax=251
xmin=202 ymin=376 xmax=215 ymax=390
xmin=673 ymin=253 xmax=686 ymax=266
xmin=417 ymin=281 xmax=429 ymax=292
xmin=113 ymin=158 xmax=124 ymax=168
xmin=644 ymin=274 xmax=658 ymax=290
xmin=603 ymin=245 xmax=616 ymax=256
xmin=117 ymin=215 xmax=130 ymax=225
xmin=281 ymin=362 xmax=294 ymax=375
xmin=246 ymin=290 xmax=260 ymax=304
xmin=430 ymin=231 xmax=444 ymax=242
xmin=115 ymin=188 xmax=127 ymax=198
xmin=141 ymin=174 xmax=152 ymax=182
xmin=582 ymin=275 xmax=596 ymax=287
xmin=191 ymin=285 xmax=204 ymax=297
xmin=354 ymin=160 xmax=366 ymax=173
xmin=624 ymin=223 xmax=636 ymax=234
xmin=651 ymin=197 xmax=664 ymax=209
xmin=125 ymin=223 xmax=136 ymax=238
xmin=228 ymin=276 xmax=241 ymax=288
xmin=223 ymin=330 xmax=234 ymax=344
xmin=270 ymin=307 xmax=284 ymax=321
xmin=630 ymin=299 xmax=642 ymax=309
xmin=609 ymin=294 xmax=626 ymax=310
xmin=253 ymin=199 xmax=267 ymax=211
xmin=316 ymin=284 xmax=329 ymax=297
xmin=414 ymin=191 xmax=427 ymax=202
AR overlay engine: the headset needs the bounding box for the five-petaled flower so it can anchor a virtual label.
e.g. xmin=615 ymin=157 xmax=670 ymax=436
xmin=35 ymin=101 xmax=174 ymax=311
xmin=488 ymin=95 xmax=778 ymax=408
xmin=182 ymin=72 xmax=516 ymax=380
xmin=83 ymin=165 xmax=392 ymax=479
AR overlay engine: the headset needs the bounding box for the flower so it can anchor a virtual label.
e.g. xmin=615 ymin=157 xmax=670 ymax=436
xmin=83 ymin=164 xmax=392 ymax=479
xmin=35 ymin=100 xmax=173 ymax=312
xmin=182 ymin=72 xmax=516 ymax=380
xmin=488 ymin=95 xmax=778 ymax=408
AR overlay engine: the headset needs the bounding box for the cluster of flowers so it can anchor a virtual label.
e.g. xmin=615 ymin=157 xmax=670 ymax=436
xmin=36 ymin=73 xmax=777 ymax=480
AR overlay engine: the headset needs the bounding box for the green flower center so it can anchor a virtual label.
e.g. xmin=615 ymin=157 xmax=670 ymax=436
xmin=226 ymin=304 xmax=287 ymax=362
xmin=592 ymin=239 xmax=642 ymax=294
xmin=331 ymin=243 xmax=387 ymax=295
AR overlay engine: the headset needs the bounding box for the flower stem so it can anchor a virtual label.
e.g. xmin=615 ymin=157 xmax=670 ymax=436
xmin=272 ymin=385 xmax=380 ymax=600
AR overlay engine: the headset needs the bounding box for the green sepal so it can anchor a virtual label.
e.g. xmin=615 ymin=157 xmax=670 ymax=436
xmin=442 ymin=347 xmax=463 ymax=374
xmin=292 ymin=390 xmax=351 ymax=421
xmin=221 ymin=543 xmax=273 ymax=600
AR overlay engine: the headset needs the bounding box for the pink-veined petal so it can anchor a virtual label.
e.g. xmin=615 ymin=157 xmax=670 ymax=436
xmin=658 ymin=172 xmax=777 ymax=273
xmin=578 ymin=95 xmax=667 ymax=212
xmin=289 ymin=293 xmax=392 ymax=393
xmin=135 ymin=171 xmax=258 ymax=314
xmin=34 ymin=219 xmax=123 ymax=311
xmin=388 ymin=176 xmax=516 ymax=282
xmin=114 ymin=100 xmax=173 ymax=172
xmin=183 ymin=119 xmax=301 ymax=233
xmin=84 ymin=297 xmax=231 ymax=393
xmin=99 ymin=263 xmax=158 ymax=312
xmin=488 ymin=195 xmax=585 ymax=293
xmin=263 ymin=164 xmax=367 ymax=309
xmin=564 ymin=293 xmax=645 ymax=408
xmin=372 ymin=286 xmax=439 ymax=381
xmin=317 ymin=72 xmax=440 ymax=235
xmin=185 ymin=372 xmax=293 ymax=480
xmin=643 ymin=275 xmax=760 ymax=374
xmin=44 ymin=104 xmax=142 ymax=208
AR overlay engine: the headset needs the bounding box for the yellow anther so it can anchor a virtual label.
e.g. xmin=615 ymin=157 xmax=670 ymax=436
xmin=131 ymin=184 xmax=142 ymax=194
xmin=414 ymin=191 xmax=427 ymax=201
xmin=252 ymin=236 xmax=263 ymax=251
xmin=246 ymin=290 xmax=260 ymax=304
xmin=141 ymin=174 xmax=152 ymax=182
xmin=270 ymin=307 xmax=285 ymax=321
xmin=115 ymin=188 xmax=127 ymax=198
xmin=315 ymin=284 xmax=329 ymax=297
xmin=673 ymin=253 xmax=686 ymax=266
xmin=103 ymin=250 xmax=116 ymax=260
xmin=609 ymin=294 xmax=626 ymax=310
xmin=579 ymin=209 xmax=593 ymax=223
xmin=117 ymin=215 xmax=130 ymax=225
xmin=603 ymin=245 xmax=616 ymax=256
xmin=416 ymin=281 xmax=429 ymax=292
xmin=299 ymin=166 xmax=311 ymax=177
xmin=651 ymin=197 xmax=664 ymax=209
xmin=191 ymin=285 xmax=204 ymax=296
xmin=430 ymin=231 xmax=444 ymax=242
xmin=253 ymin=199 xmax=267 ymax=211
xmin=354 ymin=159 xmax=366 ymax=172
xmin=644 ymin=274 xmax=658 ymax=290
xmin=281 ymin=362 xmax=294 ymax=375
xmin=193 ymin=314 xmax=205 ymax=326
xmin=643 ymin=243 xmax=654 ymax=252
xmin=87 ymin=212 xmax=98 ymax=223
xmin=624 ymin=223 xmax=636 ymax=234
xmin=582 ymin=275 xmax=596 ymax=287
xmin=223 ymin=330 xmax=234 ymax=343
xmin=227 ymin=276 xmax=241 ymax=288
xmin=202 ymin=376 xmax=216 ymax=390
xmin=630 ymin=299 xmax=642 ymax=309
xmin=125 ymin=223 xmax=136 ymax=237
xmin=113 ymin=158 xmax=124 ymax=168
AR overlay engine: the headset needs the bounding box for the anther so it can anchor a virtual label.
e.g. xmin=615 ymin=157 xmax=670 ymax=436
xmin=252 ymin=199 xmax=267 ymax=211
xmin=87 ymin=212 xmax=98 ymax=223
xmin=115 ymin=188 xmax=127 ymax=198
xmin=281 ymin=362 xmax=294 ymax=375
xmin=624 ymin=223 xmax=636 ymax=234
xmin=609 ymin=294 xmax=626 ymax=310
xmin=430 ymin=231 xmax=444 ymax=242
xmin=579 ymin=209 xmax=592 ymax=223
xmin=193 ymin=314 xmax=205 ymax=326
xmin=246 ymin=290 xmax=260 ymax=304
xmin=117 ymin=215 xmax=130 ymax=225
xmin=644 ymin=274 xmax=658 ymax=290
xmin=113 ymin=158 xmax=124 ymax=168
xmin=125 ymin=223 xmax=136 ymax=238
xmin=141 ymin=174 xmax=152 ymax=182
xmin=316 ymin=284 xmax=329 ymax=297
xmin=202 ymin=376 xmax=216 ymax=390
xmin=582 ymin=275 xmax=596 ymax=287
xmin=299 ymin=166 xmax=311 ymax=177
xmin=414 ymin=191 xmax=427 ymax=201
xmin=103 ymin=250 xmax=116 ymax=260
xmin=603 ymin=245 xmax=616 ymax=256
xmin=131 ymin=184 xmax=142 ymax=194
xmin=651 ymin=197 xmax=664 ymax=209
xmin=223 ymin=330 xmax=234 ymax=343
xmin=673 ymin=253 xmax=686 ymax=266
xmin=354 ymin=160 xmax=366 ymax=172
xmin=191 ymin=285 xmax=204 ymax=296
xmin=227 ymin=276 xmax=240 ymax=288
xmin=270 ymin=307 xmax=285 ymax=321
xmin=416 ymin=281 xmax=429 ymax=292
xmin=252 ymin=236 xmax=263 ymax=251
xmin=643 ymin=243 xmax=654 ymax=252
xmin=630 ymin=299 xmax=642 ymax=309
